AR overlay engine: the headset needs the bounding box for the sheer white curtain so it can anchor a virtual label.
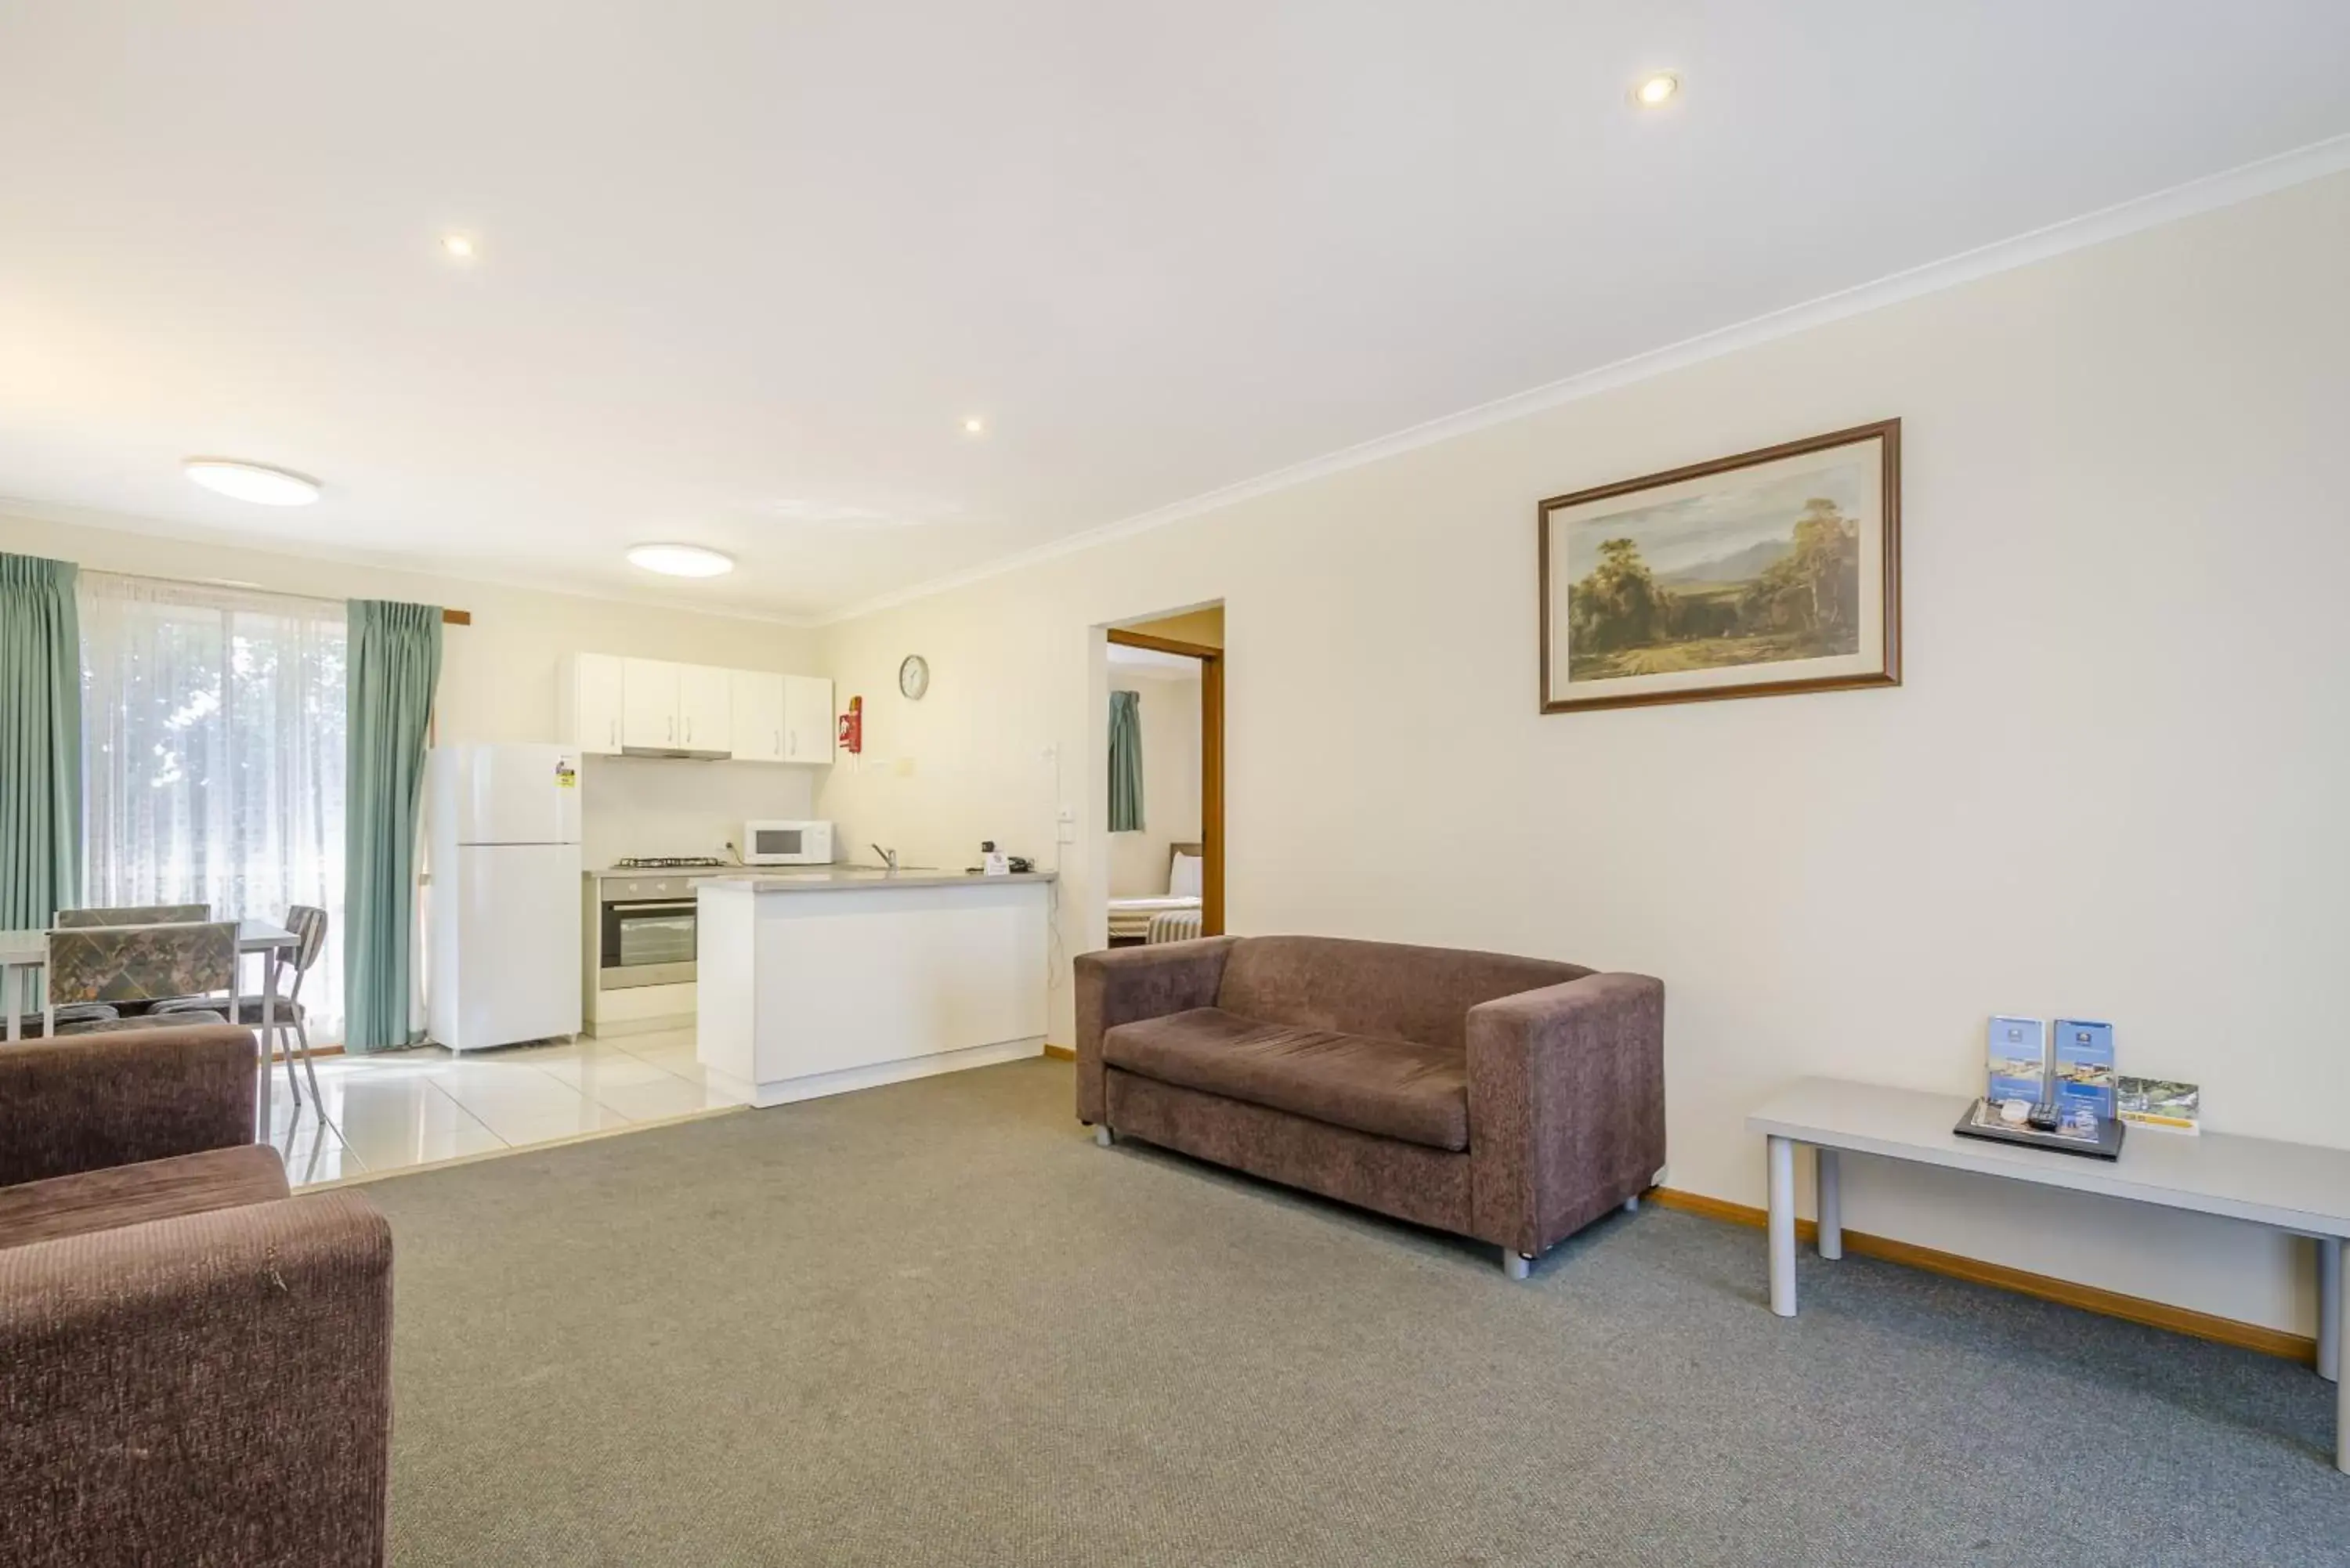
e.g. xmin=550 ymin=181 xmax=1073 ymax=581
xmin=78 ymin=573 xmax=349 ymax=1039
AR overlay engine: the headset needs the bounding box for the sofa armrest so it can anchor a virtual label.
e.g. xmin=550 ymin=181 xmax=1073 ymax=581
xmin=0 ymin=1024 xmax=258 ymax=1189
xmin=1465 ymin=971 xmax=1665 ymax=1256
xmin=0 ymin=1190 xmax=393 ymax=1567
xmin=1073 ymin=937 xmax=1239 ymax=1123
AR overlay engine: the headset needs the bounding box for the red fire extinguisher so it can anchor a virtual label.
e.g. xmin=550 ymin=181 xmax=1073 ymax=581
xmin=837 ymin=695 xmax=862 ymax=754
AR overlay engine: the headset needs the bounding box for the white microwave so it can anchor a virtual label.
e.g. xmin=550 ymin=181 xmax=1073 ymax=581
xmin=743 ymin=819 xmax=834 ymax=865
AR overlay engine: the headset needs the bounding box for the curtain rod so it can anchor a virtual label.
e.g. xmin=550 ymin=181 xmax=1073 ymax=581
xmin=84 ymin=567 xmax=471 ymax=624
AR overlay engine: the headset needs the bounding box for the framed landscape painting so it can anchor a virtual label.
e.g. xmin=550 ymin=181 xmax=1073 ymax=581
xmin=1538 ymin=420 xmax=1901 ymax=713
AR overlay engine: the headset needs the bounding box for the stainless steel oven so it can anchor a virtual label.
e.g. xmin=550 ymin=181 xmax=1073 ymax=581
xmin=598 ymin=875 xmax=702 ymax=989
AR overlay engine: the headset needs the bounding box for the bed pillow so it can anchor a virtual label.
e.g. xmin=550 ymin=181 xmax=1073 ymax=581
xmin=1169 ymin=851 xmax=1203 ymax=898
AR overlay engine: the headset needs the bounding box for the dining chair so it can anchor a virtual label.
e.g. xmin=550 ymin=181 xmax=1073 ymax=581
xmin=20 ymin=905 xmax=215 ymax=1033
xmin=154 ymin=905 xmax=327 ymax=1107
xmin=53 ymin=903 xmax=212 ymax=928
xmin=42 ymin=923 xmax=238 ymax=1040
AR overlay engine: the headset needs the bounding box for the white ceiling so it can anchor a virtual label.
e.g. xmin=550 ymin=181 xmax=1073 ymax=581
xmin=4 ymin=3 xmax=2348 ymax=622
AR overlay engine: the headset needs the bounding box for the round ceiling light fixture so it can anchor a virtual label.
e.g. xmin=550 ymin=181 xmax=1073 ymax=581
xmin=183 ymin=458 xmax=322 ymax=507
xmin=442 ymin=233 xmax=478 ymax=259
xmin=1634 ymin=71 xmax=1679 ymax=107
xmin=961 ymin=415 xmax=985 ymax=435
xmin=626 ymin=543 xmax=736 ymax=578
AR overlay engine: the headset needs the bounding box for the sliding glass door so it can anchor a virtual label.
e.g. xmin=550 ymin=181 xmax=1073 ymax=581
xmin=78 ymin=574 xmax=349 ymax=1039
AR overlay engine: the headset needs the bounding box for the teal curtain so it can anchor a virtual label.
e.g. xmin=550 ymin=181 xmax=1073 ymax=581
xmin=344 ymin=599 xmax=442 ymax=1050
xmin=0 ymin=553 xmax=82 ymax=929
xmin=1108 ymin=689 xmax=1144 ymax=833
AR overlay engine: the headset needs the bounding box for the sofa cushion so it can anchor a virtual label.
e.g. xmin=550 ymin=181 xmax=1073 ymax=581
xmin=1215 ymin=935 xmax=1592 ymax=1053
xmin=0 ymin=1143 xmax=291 ymax=1251
xmin=1102 ymin=1006 xmax=1470 ymax=1151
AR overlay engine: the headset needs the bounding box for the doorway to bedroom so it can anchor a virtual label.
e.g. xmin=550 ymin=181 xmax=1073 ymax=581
xmin=1104 ymin=606 xmax=1222 ymax=947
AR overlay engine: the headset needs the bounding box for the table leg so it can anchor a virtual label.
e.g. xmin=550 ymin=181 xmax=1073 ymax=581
xmin=2334 ymin=1242 xmax=2348 ymax=1476
xmin=5 ymin=964 xmax=20 ymax=1043
xmin=2320 ymin=1237 xmax=2341 ymax=1386
xmin=1816 ymin=1147 xmax=1843 ymax=1261
xmin=253 ymin=952 xmax=272 ymax=1141
xmin=1768 ymin=1135 xmax=1798 ymax=1317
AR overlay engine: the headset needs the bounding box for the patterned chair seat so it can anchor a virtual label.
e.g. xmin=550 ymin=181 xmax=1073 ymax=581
xmin=152 ymin=994 xmax=305 ymax=1024
xmin=59 ymin=1009 xmax=226 ymax=1035
xmin=9 ymin=1003 xmax=122 ymax=1039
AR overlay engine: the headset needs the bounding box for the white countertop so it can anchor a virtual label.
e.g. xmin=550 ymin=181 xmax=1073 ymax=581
xmin=699 ymin=869 xmax=1058 ymax=894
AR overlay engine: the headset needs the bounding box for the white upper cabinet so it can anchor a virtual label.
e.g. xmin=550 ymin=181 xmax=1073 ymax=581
xmin=621 ymin=659 xmax=682 ymax=750
xmin=730 ymin=670 xmax=786 ymax=763
xmin=562 ymin=653 xmax=626 ymax=756
xmin=781 ymin=675 xmax=836 ymax=764
xmin=561 ymin=653 xmax=830 ymax=764
xmin=676 ymin=663 xmax=732 ymax=754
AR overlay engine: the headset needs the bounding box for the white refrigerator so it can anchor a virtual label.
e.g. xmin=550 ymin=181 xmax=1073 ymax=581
xmin=427 ymin=743 xmax=584 ymax=1052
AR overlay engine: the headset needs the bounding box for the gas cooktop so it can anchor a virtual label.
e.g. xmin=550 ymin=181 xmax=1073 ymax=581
xmin=610 ymin=855 xmax=728 ymax=870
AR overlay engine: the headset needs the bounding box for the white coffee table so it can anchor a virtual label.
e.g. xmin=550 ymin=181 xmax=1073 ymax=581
xmin=1748 ymin=1076 xmax=2350 ymax=1473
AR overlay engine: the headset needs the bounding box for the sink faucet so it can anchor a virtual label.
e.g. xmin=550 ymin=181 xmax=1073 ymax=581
xmin=870 ymin=844 xmax=898 ymax=873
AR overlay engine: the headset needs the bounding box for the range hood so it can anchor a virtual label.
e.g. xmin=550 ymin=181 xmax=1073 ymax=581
xmin=620 ymin=743 xmax=732 ymax=761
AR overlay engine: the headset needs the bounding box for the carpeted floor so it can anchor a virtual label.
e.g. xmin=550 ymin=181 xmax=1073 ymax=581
xmin=365 ymin=1057 xmax=2350 ymax=1566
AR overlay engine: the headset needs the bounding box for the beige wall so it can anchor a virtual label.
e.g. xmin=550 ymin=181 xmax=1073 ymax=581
xmin=1107 ymin=667 xmax=1203 ymax=897
xmin=817 ymin=172 xmax=2350 ymax=1334
xmin=0 ymin=509 xmax=825 ymax=865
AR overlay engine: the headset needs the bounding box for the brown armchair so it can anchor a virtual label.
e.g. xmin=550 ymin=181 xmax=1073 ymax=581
xmin=0 ymin=1024 xmax=394 ymax=1567
xmin=1076 ymin=935 xmax=1665 ymax=1276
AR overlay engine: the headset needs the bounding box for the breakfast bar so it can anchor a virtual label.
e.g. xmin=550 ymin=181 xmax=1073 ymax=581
xmin=694 ymin=869 xmax=1054 ymax=1107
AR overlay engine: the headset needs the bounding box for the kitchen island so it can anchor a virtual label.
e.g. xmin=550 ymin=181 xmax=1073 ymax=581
xmin=695 ymin=869 xmax=1055 ymax=1106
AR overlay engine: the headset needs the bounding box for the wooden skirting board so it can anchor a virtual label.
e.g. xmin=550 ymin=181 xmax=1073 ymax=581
xmin=1648 ymin=1187 xmax=2316 ymax=1366
xmin=1042 ymin=1043 xmax=1076 ymax=1061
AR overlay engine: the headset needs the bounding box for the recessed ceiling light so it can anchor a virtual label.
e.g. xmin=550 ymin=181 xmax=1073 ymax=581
xmin=183 ymin=458 xmax=321 ymax=507
xmin=1634 ymin=71 xmax=1679 ymax=107
xmin=442 ymin=233 xmax=477 ymax=259
xmin=626 ymin=543 xmax=736 ymax=578
xmin=962 ymin=416 xmax=985 ymax=435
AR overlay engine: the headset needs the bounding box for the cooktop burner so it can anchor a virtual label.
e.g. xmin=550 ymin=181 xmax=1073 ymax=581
xmin=612 ymin=855 xmax=728 ymax=870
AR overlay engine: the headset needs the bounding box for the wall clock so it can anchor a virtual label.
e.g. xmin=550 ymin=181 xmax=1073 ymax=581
xmin=898 ymin=655 xmax=930 ymax=700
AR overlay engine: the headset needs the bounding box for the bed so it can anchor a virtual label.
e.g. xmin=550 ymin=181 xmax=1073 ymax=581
xmin=1106 ymin=841 xmax=1204 ymax=945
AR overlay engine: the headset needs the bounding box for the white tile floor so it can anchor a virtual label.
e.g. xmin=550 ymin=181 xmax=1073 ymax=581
xmin=262 ymin=1028 xmax=747 ymax=1187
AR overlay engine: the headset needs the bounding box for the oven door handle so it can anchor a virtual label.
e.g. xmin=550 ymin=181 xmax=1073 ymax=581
xmin=609 ymin=901 xmax=700 ymax=915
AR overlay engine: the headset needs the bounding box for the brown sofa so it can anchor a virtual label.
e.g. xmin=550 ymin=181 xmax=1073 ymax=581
xmin=0 ymin=1025 xmax=394 ymax=1568
xmin=1076 ymin=935 xmax=1664 ymax=1276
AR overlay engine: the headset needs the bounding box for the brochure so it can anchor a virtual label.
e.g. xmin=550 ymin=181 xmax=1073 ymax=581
xmin=1986 ymin=1015 xmax=2046 ymax=1105
xmin=2052 ymin=1019 xmax=2116 ymax=1121
xmin=2116 ymin=1077 xmax=2201 ymax=1136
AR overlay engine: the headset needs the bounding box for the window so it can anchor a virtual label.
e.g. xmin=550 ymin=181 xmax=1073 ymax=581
xmin=78 ymin=574 xmax=349 ymax=1039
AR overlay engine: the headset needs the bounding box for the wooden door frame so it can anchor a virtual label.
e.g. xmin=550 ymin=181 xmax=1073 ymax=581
xmin=1105 ymin=628 xmax=1224 ymax=936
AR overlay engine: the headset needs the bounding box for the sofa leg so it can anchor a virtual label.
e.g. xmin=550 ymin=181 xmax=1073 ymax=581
xmin=1623 ymin=1194 xmax=1640 ymax=1213
xmin=1094 ymin=1125 xmax=1115 ymax=1147
xmin=1502 ymin=1250 xmax=1532 ymax=1281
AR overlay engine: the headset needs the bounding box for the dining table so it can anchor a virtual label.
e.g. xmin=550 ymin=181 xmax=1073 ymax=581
xmin=0 ymin=917 xmax=303 ymax=1137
